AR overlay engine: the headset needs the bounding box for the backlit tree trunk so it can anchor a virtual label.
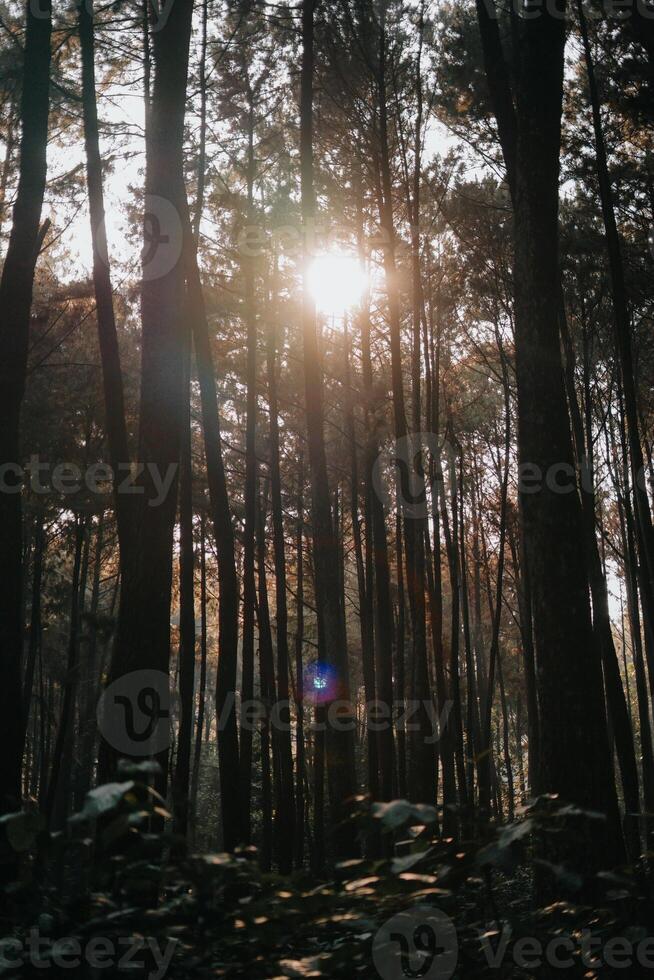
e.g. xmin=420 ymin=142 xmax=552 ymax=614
xmin=300 ymin=0 xmax=357 ymax=858
xmin=0 ymin=0 xmax=51 ymax=813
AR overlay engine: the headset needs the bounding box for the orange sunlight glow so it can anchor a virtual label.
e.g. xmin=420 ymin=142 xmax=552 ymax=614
xmin=307 ymin=253 xmax=367 ymax=318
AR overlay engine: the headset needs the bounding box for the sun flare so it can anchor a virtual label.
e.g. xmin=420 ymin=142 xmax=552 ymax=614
xmin=307 ymin=253 xmax=367 ymax=318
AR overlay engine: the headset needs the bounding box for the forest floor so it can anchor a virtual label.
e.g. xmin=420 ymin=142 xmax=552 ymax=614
xmin=1 ymin=785 xmax=652 ymax=979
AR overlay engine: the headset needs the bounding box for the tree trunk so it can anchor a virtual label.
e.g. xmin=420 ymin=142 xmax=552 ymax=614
xmin=47 ymin=517 xmax=86 ymax=828
xmin=344 ymin=322 xmax=377 ymax=808
xmin=0 ymin=0 xmax=51 ymax=814
xmin=79 ymin=0 xmax=131 ymax=557
xmin=173 ymin=344 xmax=195 ymax=843
xmin=300 ymin=0 xmax=357 ymax=857
xmin=294 ymin=461 xmax=306 ymax=868
xmin=238 ymin=104 xmax=258 ymax=844
xmin=184 ymin=212 xmax=241 ymax=851
xmin=76 ymin=512 xmax=105 ymax=806
xmin=512 ymin=4 xmax=623 ymax=872
xmin=191 ymin=512 xmax=208 ymax=842
xmin=578 ymin=0 xmax=654 ymax=624
xmin=266 ymin=263 xmax=295 ymax=872
xmin=256 ymin=485 xmax=275 ymax=872
xmin=100 ymin=0 xmax=194 ymax=802
xmin=479 ymin=340 xmax=511 ymax=816
xmin=21 ymin=514 xmax=45 ymax=760
xmin=376 ymin=8 xmax=433 ymax=805
xmin=560 ymin=300 xmax=641 ymax=859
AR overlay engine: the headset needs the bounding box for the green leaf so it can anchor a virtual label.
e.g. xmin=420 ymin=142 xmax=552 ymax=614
xmin=70 ymin=781 xmax=135 ymax=822
xmin=0 ymin=809 xmax=45 ymax=852
xmin=371 ymin=800 xmax=438 ymax=830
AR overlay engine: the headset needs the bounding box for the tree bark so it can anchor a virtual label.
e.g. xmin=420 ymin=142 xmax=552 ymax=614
xmin=173 ymin=343 xmax=195 ymax=843
xmin=512 ymin=3 xmax=623 ymax=871
xmin=21 ymin=514 xmax=45 ymax=761
xmin=376 ymin=7 xmax=433 ymax=805
xmin=294 ymin=461 xmax=306 ymax=869
xmin=300 ymin=0 xmax=358 ymax=857
xmin=184 ymin=210 xmax=241 ymax=851
xmin=191 ymin=512 xmax=209 ymax=842
xmin=238 ymin=101 xmax=258 ymax=844
xmin=100 ymin=0 xmax=194 ymax=802
xmin=266 ymin=262 xmax=295 ymax=872
xmin=79 ymin=0 xmax=132 ymax=558
xmin=0 ymin=0 xmax=51 ymax=814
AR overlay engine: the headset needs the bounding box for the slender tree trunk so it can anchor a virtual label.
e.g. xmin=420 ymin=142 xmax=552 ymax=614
xmin=609 ymin=411 xmax=654 ymax=845
xmin=344 ymin=323 xmax=377 ymax=805
xmin=442 ymin=435 xmax=468 ymax=812
xmin=507 ymin=515 xmax=539 ymax=795
xmin=79 ymin=0 xmax=131 ymax=557
xmin=267 ymin=262 xmax=295 ymax=872
xmin=142 ymin=0 xmax=150 ymax=121
xmin=426 ymin=324 xmax=457 ymax=830
xmin=479 ymin=341 xmax=511 ymax=816
xmin=191 ymin=512 xmax=208 ymax=841
xmin=21 ymin=515 xmax=45 ymax=760
xmin=578 ymin=0 xmax=654 ymax=621
xmin=193 ymin=0 xmax=208 ymax=242
xmin=77 ymin=512 xmax=105 ymax=805
xmin=458 ymin=461 xmax=481 ymax=804
xmin=497 ymin=650 xmax=514 ymax=822
xmin=377 ymin=8 xmax=433 ymax=804
xmin=47 ymin=517 xmax=86 ymax=828
xmin=238 ymin=103 xmax=258 ymax=844
xmin=184 ymin=213 xmax=241 ymax=850
xmin=357 ymin=220 xmax=393 ymax=805
xmin=100 ymin=0 xmax=194 ymax=801
xmin=0 ymin=0 xmax=51 ymax=814
xmin=560 ymin=301 xmax=641 ymax=858
xmin=294 ymin=461 xmax=306 ymax=868
xmin=257 ymin=485 xmax=275 ymax=872
xmin=173 ymin=343 xmax=196 ymax=843
xmin=300 ymin=0 xmax=357 ymax=856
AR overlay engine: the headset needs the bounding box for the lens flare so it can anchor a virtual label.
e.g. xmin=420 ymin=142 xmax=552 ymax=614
xmin=307 ymin=253 xmax=366 ymax=317
xmin=304 ymin=662 xmax=338 ymax=704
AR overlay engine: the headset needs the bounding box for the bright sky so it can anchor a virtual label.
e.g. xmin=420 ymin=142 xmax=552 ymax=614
xmin=48 ymin=79 xmax=146 ymax=281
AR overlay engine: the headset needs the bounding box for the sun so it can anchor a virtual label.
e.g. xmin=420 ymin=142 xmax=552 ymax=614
xmin=307 ymin=253 xmax=367 ymax=318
